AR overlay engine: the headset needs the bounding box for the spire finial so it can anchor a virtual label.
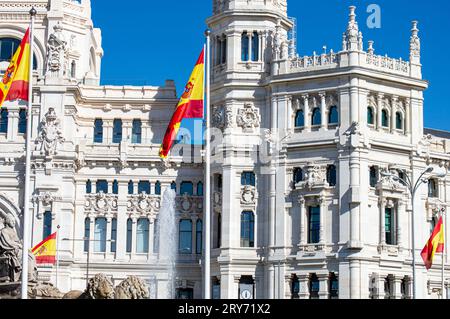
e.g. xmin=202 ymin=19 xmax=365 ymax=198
xmin=410 ymin=20 xmax=421 ymax=59
xmin=343 ymin=6 xmax=361 ymax=51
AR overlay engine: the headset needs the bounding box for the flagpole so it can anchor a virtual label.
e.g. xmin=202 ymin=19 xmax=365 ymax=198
xmin=203 ymin=29 xmax=211 ymax=300
xmin=56 ymin=225 xmax=60 ymax=289
xmin=442 ymin=210 xmax=446 ymax=299
xmin=21 ymin=6 xmax=36 ymax=300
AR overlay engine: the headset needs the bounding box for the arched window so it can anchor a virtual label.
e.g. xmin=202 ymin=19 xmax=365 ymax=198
xmin=251 ymin=31 xmax=259 ymax=61
xmin=180 ymin=181 xmax=194 ymax=196
xmin=126 ymin=218 xmax=132 ymax=253
xmin=93 ymin=119 xmax=103 ymax=143
xmin=112 ymin=180 xmax=119 ymax=195
xmin=328 ymin=106 xmax=339 ymax=125
xmin=137 ymin=218 xmax=150 ymax=253
xmin=327 ymin=165 xmax=337 ymax=187
xmin=43 ymin=211 xmax=52 ymax=240
xmin=367 ymin=107 xmax=375 ymax=125
xmin=132 ymin=119 xmax=142 ymax=144
xmin=138 ymin=181 xmax=151 ymax=194
xmin=111 ymin=218 xmax=117 ymax=253
xmin=0 ymin=109 xmax=8 ymax=134
xmin=18 ymin=109 xmax=26 ymax=134
xmin=396 ymin=112 xmax=403 ymax=130
xmin=128 ymin=181 xmax=134 ymax=195
xmin=382 ymin=110 xmax=389 ymax=128
xmin=155 ymin=181 xmax=161 ymax=195
xmin=197 ymin=182 xmax=204 ymax=196
xmin=196 ymin=220 xmax=203 ymax=254
xmin=0 ymin=37 xmax=37 ymax=69
xmin=171 ymin=181 xmax=177 ymax=193
xmin=293 ymin=168 xmax=303 ymax=185
xmin=84 ymin=218 xmax=90 ymax=252
xmin=241 ymin=211 xmax=255 ymax=248
xmin=241 ymin=172 xmax=256 ymax=187
xmin=96 ymin=180 xmax=108 ymax=194
xmin=179 ymin=220 xmax=192 ymax=254
xmin=94 ymin=218 xmax=107 ymax=253
xmin=241 ymin=32 xmax=250 ymax=61
xmin=312 ymin=108 xmax=321 ymax=126
xmin=113 ymin=119 xmax=123 ymax=144
xmin=86 ymin=180 xmax=92 ymax=194
xmin=295 ymin=110 xmax=305 ymax=128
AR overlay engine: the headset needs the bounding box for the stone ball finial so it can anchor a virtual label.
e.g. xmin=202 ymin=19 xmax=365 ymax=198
xmin=29 ymin=7 xmax=37 ymax=17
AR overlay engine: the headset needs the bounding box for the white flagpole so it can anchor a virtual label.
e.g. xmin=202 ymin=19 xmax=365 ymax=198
xmin=442 ymin=210 xmax=446 ymax=299
xmin=56 ymin=225 xmax=60 ymax=289
xmin=21 ymin=6 xmax=36 ymax=300
xmin=204 ymin=30 xmax=211 ymax=300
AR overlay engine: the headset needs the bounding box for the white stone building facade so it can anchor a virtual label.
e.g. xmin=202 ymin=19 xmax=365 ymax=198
xmin=0 ymin=0 xmax=449 ymax=299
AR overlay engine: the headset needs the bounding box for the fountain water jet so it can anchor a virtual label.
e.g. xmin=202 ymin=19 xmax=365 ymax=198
xmin=156 ymin=188 xmax=177 ymax=299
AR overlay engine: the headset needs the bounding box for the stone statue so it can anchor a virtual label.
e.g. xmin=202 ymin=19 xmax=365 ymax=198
xmin=63 ymin=274 xmax=115 ymax=299
xmin=37 ymin=108 xmax=65 ymax=157
xmin=114 ymin=276 xmax=150 ymax=299
xmin=0 ymin=215 xmax=37 ymax=283
xmin=47 ymin=23 xmax=68 ymax=76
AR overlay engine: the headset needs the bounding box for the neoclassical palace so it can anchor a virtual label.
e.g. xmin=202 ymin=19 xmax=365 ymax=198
xmin=0 ymin=0 xmax=449 ymax=299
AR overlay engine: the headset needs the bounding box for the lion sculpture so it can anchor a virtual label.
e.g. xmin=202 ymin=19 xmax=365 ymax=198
xmin=114 ymin=276 xmax=150 ymax=300
xmin=63 ymin=274 xmax=115 ymax=299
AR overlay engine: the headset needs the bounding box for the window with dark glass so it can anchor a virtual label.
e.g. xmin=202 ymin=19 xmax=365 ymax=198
xmin=367 ymin=107 xmax=375 ymax=125
xmin=0 ymin=38 xmax=37 ymax=69
xmin=0 ymin=109 xmax=8 ymax=134
xmin=309 ymin=274 xmax=320 ymax=299
xmin=126 ymin=218 xmax=132 ymax=253
xmin=111 ymin=218 xmax=117 ymax=253
xmin=94 ymin=218 xmax=107 ymax=253
xmin=93 ymin=119 xmax=103 ymax=143
xmin=241 ymin=32 xmax=249 ymax=61
xmin=137 ymin=218 xmax=150 ymax=253
xmin=179 ymin=220 xmax=192 ymax=254
xmin=43 ymin=211 xmax=52 ymax=240
xmin=176 ymin=288 xmax=194 ymax=300
xmin=18 ymin=109 xmax=26 ymax=134
xmin=113 ymin=119 xmax=122 ymax=144
xmin=197 ymin=182 xmax=204 ymax=196
xmin=84 ymin=218 xmax=90 ymax=252
xmin=293 ymin=168 xmax=303 ymax=185
xmin=327 ymin=165 xmax=337 ymax=187
xmin=428 ymin=179 xmax=438 ymax=198
xmin=251 ymin=31 xmax=259 ymax=61
xmin=96 ymin=180 xmax=108 ymax=194
xmin=240 ymin=211 xmax=255 ymax=248
xmin=196 ymin=220 xmax=203 ymax=254
xmin=385 ymin=208 xmax=397 ymax=246
xmin=241 ymin=172 xmax=256 ymax=187
xmin=330 ymin=273 xmax=339 ymax=299
xmin=112 ymin=180 xmax=119 ymax=195
xmin=221 ymin=37 xmax=227 ymax=64
xmin=180 ymin=181 xmax=194 ymax=196
xmin=312 ymin=108 xmax=321 ymax=126
xmin=171 ymin=181 xmax=177 ymax=193
xmin=132 ymin=119 xmax=142 ymax=144
xmin=396 ymin=112 xmax=403 ymax=130
xmin=138 ymin=181 xmax=151 ymax=194
xmin=295 ymin=110 xmax=304 ymax=128
xmin=217 ymin=175 xmax=223 ymax=192
xmin=382 ymin=110 xmax=389 ymax=127
xmin=328 ymin=106 xmax=339 ymax=125
xmin=292 ymin=275 xmax=300 ymax=299
xmin=128 ymin=181 xmax=134 ymax=195
xmin=370 ymin=167 xmax=378 ymax=188
xmin=86 ymin=180 xmax=92 ymax=194
xmin=71 ymin=60 xmax=76 ymax=78
xmin=155 ymin=181 xmax=161 ymax=195
xmin=308 ymin=206 xmax=320 ymax=244
xmin=217 ymin=213 xmax=222 ymax=249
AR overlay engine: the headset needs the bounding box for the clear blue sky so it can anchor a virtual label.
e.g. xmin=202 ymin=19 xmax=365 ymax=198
xmin=92 ymin=0 xmax=450 ymax=136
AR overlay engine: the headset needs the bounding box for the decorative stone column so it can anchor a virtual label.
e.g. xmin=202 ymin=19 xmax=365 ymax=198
xmin=405 ymin=99 xmax=412 ymax=136
xmin=391 ymin=96 xmax=398 ymax=133
xmin=318 ymin=274 xmax=330 ymax=299
xmin=286 ymin=96 xmax=293 ymax=132
xmin=302 ymin=94 xmax=311 ymax=132
xmin=149 ymin=218 xmax=155 ymax=255
xmin=298 ymin=274 xmax=310 ymax=299
xmin=377 ymin=93 xmax=384 ymax=131
xmin=377 ymin=275 xmax=387 ymax=299
xmin=106 ymin=217 xmax=112 ymax=256
xmin=380 ymin=198 xmax=387 ymax=245
xmin=7 ymin=109 xmax=19 ymax=142
xmin=298 ymin=196 xmax=306 ymax=246
xmin=131 ymin=217 xmax=137 ymax=255
xmin=285 ymin=275 xmax=292 ymax=299
xmin=89 ymin=216 xmax=95 ymax=255
xmin=104 ymin=120 xmax=113 ymax=144
xmin=319 ymin=92 xmax=328 ymax=131
xmin=392 ymin=276 xmax=403 ymax=299
xmin=319 ymin=196 xmax=326 ymax=245
xmin=398 ymin=200 xmax=406 ymax=249
xmin=191 ymin=216 xmax=198 ymax=256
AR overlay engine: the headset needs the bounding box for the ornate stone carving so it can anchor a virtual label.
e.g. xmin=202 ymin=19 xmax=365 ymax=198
xmin=85 ymin=193 xmax=118 ymax=214
xmin=212 ymin=105 xmax=233 ymax=130
xmin=236 ymin=103 xmax=260 ymax=133
xmin=417 ymin=134 xmax=432 ymax=158
xmin=241 ymin=186 xmax=257 ymax=205
xmin=46 ymin=23 xmax=68 ymax=77
xmin=177 ymin=194 xmax=203 ymax=215
xmin=302 ymin=164 xmax=327 ymax=190
xmin=36 ymin=108 xmax=65 ymax=157
xmin=343 ymin=6 xmax=362 ymax=51
xmin=410 ymin=21 xmax=421 ymax=58
xmin=115 ymin=276 xmax=150 ymax=300
xmin=128 ymin=194 xmax=160 ymax=215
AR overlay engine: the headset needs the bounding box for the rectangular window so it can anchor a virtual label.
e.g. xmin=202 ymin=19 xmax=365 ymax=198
xmin=180 ymin=182 xmax=194 ymax=196
xmin=94 ymin=218 xmax=107 ymax=253
xmin=309 ymin=274 xmax=320 ymax=299
xmin=330 ymin=274 xmax=339 ymax=299
xmin=96 ymin=180 xmax=108 ymax=194
xmin=111 ymin=218 xmax=117 ymax=253
xmin=308 ymin=206 xmax=321 ymax=244
xmin=179 ymin=220 xmax=193 ymax=254
xmin=385 ymin=208 xmax=397 ymax=246
xmin=113 ymin=119 xmax=123 ymax=144
xmin=43 ymin=211 xmax=52 ymax=240
xmin=241 ymin=32 xmax=249 ymax=61
xmin=93 ymin=119 xmax=103 ymax=143
xmin=251 ymin=31 xmax=259 ymax=61
xmin=18 ymin=110 xmax=27 ymax=134
xmin=240 ymin=212 xmax=255 ymax=248
xmin=84 ymin=218 xmax=90 ymax=253
xmin=0 ymin=109 xmax=8 ymax=134
xmin=132 ymin=119 xmax=142 ymax=144
xmin=138 ymin=181 xmax=151 ymax=194
xmin=136 ymin=219 xmax=150 ymax=253
xmin=126 ymin=219 xmax=132 ymax=253
xmin=241 ymin=172 xmax=256 ymax=187
xmin=196 ymin=220 xmax=203 ymax=254
xmin=370 ymin=167 xmax=378 ymax=188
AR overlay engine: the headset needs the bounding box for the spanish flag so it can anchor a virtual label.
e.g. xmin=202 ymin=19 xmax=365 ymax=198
xmin=0 ymin=28 xmax=31 ymax=108
xmin=421 ymin=217 xmax=445 ymax=270
xmin=32 ymin=232 xmax=57 ymax=265
xmin=159 ymin=49 xmax=205 ymax=159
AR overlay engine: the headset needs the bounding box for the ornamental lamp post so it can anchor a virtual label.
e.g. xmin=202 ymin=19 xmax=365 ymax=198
xmin=380 ymin=166 xmax=447 ymax=299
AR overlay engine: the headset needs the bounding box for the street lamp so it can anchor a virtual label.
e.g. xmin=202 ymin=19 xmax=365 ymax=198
xmin=380 ymin=166 xmax=447 ymax=299
xmin=63 ymin=237 xmax=115 ymax=288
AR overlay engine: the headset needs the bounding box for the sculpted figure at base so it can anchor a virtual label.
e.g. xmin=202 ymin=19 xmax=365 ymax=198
xmin=63 ymin=274 xmax=115 ymax=299
xmin=115 ymin=276 xmax=150 ymax=299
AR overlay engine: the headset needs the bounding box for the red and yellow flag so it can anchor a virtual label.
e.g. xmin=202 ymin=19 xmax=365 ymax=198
xmin=159 ymin=49 xmax=205 ymax=159
xmin=421 ymin=217 xmax=445 ymax=270
xmin=0 ymin=28 xmax=31 ymax=108
xmin=32 ymin=232 xmax=57 ymax=265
